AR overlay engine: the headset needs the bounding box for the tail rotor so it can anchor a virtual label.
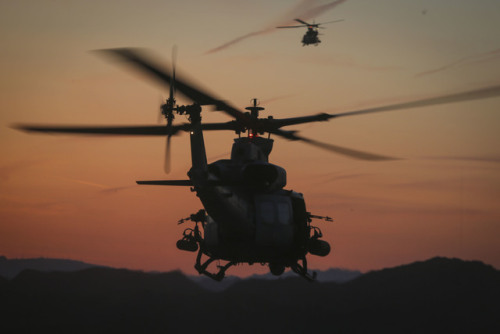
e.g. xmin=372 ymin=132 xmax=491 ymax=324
xmin=160 ymin=45 xmax=178 ymax=173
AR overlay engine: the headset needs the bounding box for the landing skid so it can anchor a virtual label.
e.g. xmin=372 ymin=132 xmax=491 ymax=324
xmin=178 ymin=210 xmax=237 ymax=281
xmin=177 ymin=209 xmax=320 ymax=282
xmin=291 ymin=257 xmax=317 ymax=282
xmin=194 ymin=248 xmax=236 ymax=282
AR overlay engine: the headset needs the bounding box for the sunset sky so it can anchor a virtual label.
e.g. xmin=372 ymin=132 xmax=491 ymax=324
xmin=1 ymin=0 xmax=500 ymax=277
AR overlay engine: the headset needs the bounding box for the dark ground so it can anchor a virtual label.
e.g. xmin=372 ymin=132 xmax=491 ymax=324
xmin=1 ymin=257 xmax=499 ymax=333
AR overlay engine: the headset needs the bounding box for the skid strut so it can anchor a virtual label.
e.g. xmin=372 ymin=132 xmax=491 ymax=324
xmin=291 ymin=256 xmax=317 ymax=282
xmin=178 ymin=209 xmax=237 ymax=281
xmin=194 ymin=249 xmax=237 ymax=282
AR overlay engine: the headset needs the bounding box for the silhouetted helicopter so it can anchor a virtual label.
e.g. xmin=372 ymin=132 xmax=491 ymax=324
xmin=277 ymin=18 xmax=344 ymax=46
xmin=14 ymin=48 xmax=500 ymax=281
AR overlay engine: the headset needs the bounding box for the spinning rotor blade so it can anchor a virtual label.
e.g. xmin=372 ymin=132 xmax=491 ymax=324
xmin=96 ymin=48 xmax=209 ymax=104
xmin=271 ymin=129 xmax=396 ymax=161
xmin=13 ymin=124 xmax=184 ymax=135
xmin=13 ymin=121 xmax=240 ymax=136
xmin=269 ymin=113 xmax=332 ymax=128
xmin=317 ymin=19 xmax=344 ymax=26
xmin=95 ymin=48 xmax=251 ymax=125
xmin=260 ymin=83 xmax=500 ymax=160
xmin=330 ymin=84 xmax=500 ymax=119
xmin=276 ymin=24 xmax=306 ymax=28
xmin=170 ymin=45 xmax=177 ymax=100
xmin=295 ymin=19 xmax=311 ymax=26
xmin=164 ymin=46 xmax=178 ymax=174
xmin=264 ymin=83 xmax=500 ymax=130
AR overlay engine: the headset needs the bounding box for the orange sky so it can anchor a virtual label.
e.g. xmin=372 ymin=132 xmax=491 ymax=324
xmin=1 ymin=0 xmax=500 ymax=276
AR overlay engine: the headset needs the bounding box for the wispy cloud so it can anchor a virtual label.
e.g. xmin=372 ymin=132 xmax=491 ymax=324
xmin=100 ymin=186 xmax=136 ymax=194
xmin=0 ymin=194 xmax=74 ymax=216
xmin=205 ymin=0 xmax=348 ymax=55
xmin=415 ymin=48 xmax=500 ymax=78
xmin=62 ymin=177 xmax=136 ymax=194
xmin=0 ymin=160 xmax=42 ymax=182
xmin=69 ymin=179 xmax=109 ymax=189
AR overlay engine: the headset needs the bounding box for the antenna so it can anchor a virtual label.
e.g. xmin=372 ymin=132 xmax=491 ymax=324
xmin=245 ymin=98 xmax=265 ymax=118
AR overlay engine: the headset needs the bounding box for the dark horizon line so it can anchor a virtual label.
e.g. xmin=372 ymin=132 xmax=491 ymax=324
xmin=2 ymin=254 xmax=497 ymax=275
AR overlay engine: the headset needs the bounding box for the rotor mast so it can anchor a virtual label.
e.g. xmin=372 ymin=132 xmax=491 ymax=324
xmin=245 ymin=98 xmax=265 ymax=137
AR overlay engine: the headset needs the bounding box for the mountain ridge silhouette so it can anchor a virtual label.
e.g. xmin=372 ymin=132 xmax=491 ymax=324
xmin=1 ymin=256 xmax=498 ymax=333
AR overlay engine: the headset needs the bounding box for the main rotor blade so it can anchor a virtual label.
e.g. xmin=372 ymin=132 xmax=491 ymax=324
xmin=268 ymin=113 xmax=332 ymax=128
xmin=295 ymin=18 xmax=311 ymax=25
xmin=172 ymin=45 xmax=177 ymax=98
xmin=95 ymin=48 xmax=251 ymax=124
xmin=330 ymin=84 xmax=500 ymax=119
xmin=276 ymin=25 xmax=306 ymax=28
xmin=13 ymin=124 xmax=184 ymax=135
xmin=96 ymin=48 xmax=209 ymax=104
xmin=169 ymin=46 xmax=177 ymax=102
xmin=271 ymin=129 xmax=397 ymax=161
xmin=317 ymin=19 xmax=344 ymax=25
xmin=264 ymin=84 xmax=500 ymax=130
xmin=13 ymin=121 xmax=240 ymax=136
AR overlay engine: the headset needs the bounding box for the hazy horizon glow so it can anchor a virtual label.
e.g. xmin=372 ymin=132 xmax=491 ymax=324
xmin=1 ymin=0 xmax=500 ymax=276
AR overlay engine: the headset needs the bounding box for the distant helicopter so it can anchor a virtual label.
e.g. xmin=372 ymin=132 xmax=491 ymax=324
xmin=277 ymin=18 xmax=344 ymax=46
xmin=15 ymin=48 xmax=500 ymax=281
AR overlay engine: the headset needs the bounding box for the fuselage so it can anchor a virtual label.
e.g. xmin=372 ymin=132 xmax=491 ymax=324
xmin=189 ymin=135 xmax=308 ymax=264
xmin=302 ymin=28 xmax=320 ymax=45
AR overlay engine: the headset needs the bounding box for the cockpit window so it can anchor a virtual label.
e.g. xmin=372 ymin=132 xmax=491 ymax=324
xmin=261 ymin=201 xmax=275 ymax=224
xmin=277 ymin=202 xmax=291 ymax=225
xmin=260 ymin=201 xmax=291 ymax=225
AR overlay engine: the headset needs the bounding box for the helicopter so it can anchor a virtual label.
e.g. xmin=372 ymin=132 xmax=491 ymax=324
xmin=14 ymin=48 xmax=500 ymax=281
xmin=277 ymin=18 xmax=344 ymax=46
